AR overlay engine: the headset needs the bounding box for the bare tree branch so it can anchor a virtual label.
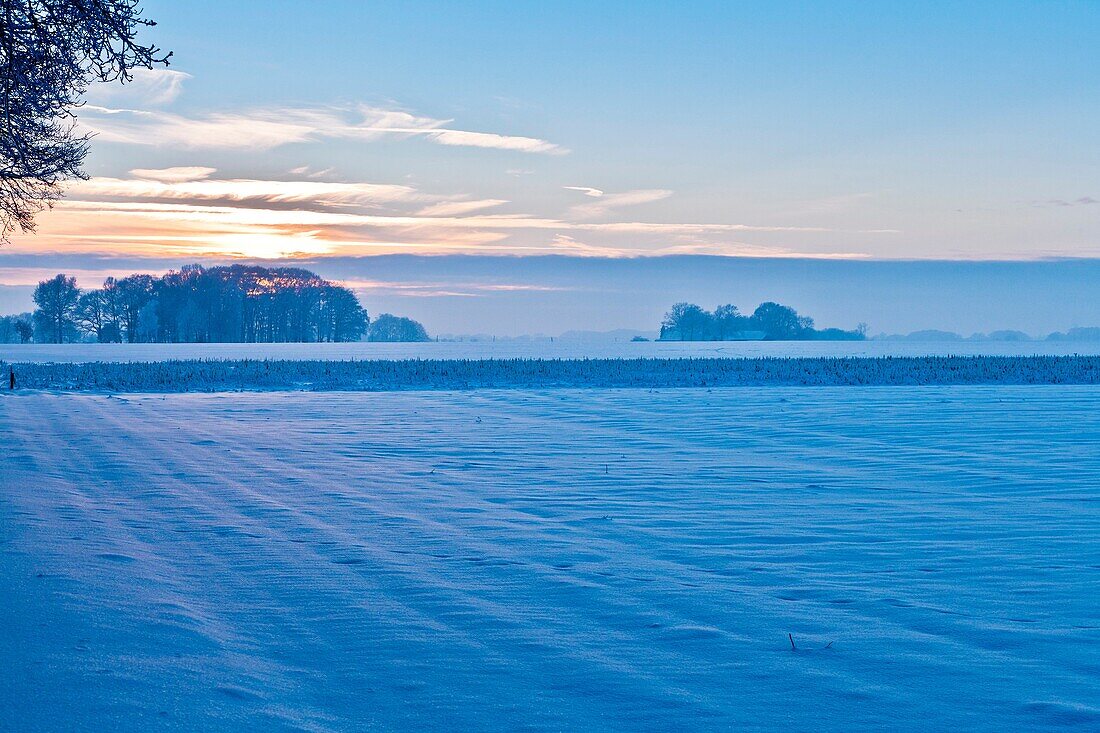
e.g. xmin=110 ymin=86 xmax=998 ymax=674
xmin=0 ymin=0 xmax=169 ymax=242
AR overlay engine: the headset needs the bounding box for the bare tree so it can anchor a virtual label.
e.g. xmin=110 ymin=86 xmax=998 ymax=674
xmin=14 ymin=314 xmax=32 ymax=342
xmin=115 ymin=272 xmax=155 ymax=342
xmin=32 ymin=272 xmax=79 ymax=342
xmin=366 ymin=314 xmax=428 ymax=343
xmin=321 ymin=285 xmax=369 ymax=342
xmin=713 ymin=304 xmax=745 ymax=340
xmin=0 ymin=0 xmax=169 ymax=241
xmin=76 ymin=286 xmax=122 ymax=341
xmin=661 ymin=302 xmax=711 ymax=341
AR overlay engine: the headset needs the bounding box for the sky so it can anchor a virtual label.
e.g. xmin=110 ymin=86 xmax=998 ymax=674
xmin=3 ymin=1 xmax=1099 ymax=334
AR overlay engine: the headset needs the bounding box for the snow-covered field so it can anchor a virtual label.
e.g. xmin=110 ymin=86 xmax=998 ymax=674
xmin=3 ymin=387 xmax=1098 ymax=731
xmin=6 ymin=339 xmax=1100 ymax=364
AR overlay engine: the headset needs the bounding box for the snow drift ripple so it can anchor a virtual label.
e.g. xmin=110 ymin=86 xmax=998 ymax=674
xmin=3 ymin=355 xmax=1100 ymax=392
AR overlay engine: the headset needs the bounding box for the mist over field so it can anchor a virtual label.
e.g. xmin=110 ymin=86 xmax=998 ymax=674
xmin=4 ymin=254 xmax=1100 ymax=338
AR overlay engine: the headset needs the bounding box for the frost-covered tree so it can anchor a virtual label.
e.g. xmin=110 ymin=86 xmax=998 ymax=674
xmin=115 ymin=273 xmax=156 ymax=342
xmin=661 ymin=302 xmax=711 ymax=341
xmin=367 ymin=314 xmax=430 ymax=342
xmin=32 ymin=273 xmax=80 ymax=342
xmin=713 ymin=304 xmax=747 ymax=340
xmin=751 ymin=302 xmax=813 ymax=340
xmin=14 ymin=314 xmax=32 ymax=342
xmin=319 ymin=285 xmax=369 ymax=342
xmin=76 ymin=288 xmax=121 ymax=342
xmin=0 ymin=0 xmax=169 ymax=241
xmin=659 ymin=300 xmax=863 ymax=341
xmin=35 ymin=264 xmax=373 ymax=343
xmin=0 ymin=311 xmax=31 ymax=342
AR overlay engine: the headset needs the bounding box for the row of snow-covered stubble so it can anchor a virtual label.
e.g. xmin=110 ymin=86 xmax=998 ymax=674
xmin=2 ymin=355 xmax=1100 ymax=391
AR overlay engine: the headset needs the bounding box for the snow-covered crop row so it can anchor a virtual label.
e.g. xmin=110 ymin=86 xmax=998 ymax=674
xmin=4 ymin=355 xmax=1100 ymax=391
xmin=7 ymin=339 xmax=1100 ymax=364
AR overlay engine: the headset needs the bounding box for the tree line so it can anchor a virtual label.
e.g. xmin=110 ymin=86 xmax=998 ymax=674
xmin=16 ymin=265 xmax=374 ymax=344
xmin=660 ymin=301 xmax=866 ymax=341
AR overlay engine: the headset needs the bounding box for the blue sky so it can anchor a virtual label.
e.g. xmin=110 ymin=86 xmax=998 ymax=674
xmin=3 ymin=1 xmax=1099 ymax=332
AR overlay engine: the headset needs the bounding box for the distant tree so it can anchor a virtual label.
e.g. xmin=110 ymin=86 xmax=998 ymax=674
xmin=23 ymin=265 xmax=375 ymax=344
xmin=115 ymin=274 xmax=156 ymax=342
xmin=320 ymin=285 xmax=369 ymax=342
xmin=32 ymin=274 xmax=80 ymax=343
xmin=750 ymin=302 xmax=812 ymax=340
xmin=77 ymin=289 xmax=122 ymax=342
xmin=657 ymin=299 xmax=863 ymax=341
xmin=14 ymin=316 xmax=33 ymax=343
xmin=367 ymin=314 xmax=430 ymax=342
xmin=98 ymin=321 xmax=123 ymax=344
xmin=135 ymin=300 xmax=159 ymax=342
xmin=0 ymin=314 xmax=18 ymax=342
xmin=661 ymin=302 xmax=712 ymax=341
xmin=0 ymin=0 xmax=169 ymax=241
xmin=713 ymin=304 xmax=746 ymax=340
xmin=812 ymin=327 xmax=865 ymax=341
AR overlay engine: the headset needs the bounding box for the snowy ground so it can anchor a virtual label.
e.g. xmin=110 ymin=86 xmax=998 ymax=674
xmin=2 ymin=387 xmax=1098 ymax=731
xmin=6 ymin=339 xmax=1100 ymax=364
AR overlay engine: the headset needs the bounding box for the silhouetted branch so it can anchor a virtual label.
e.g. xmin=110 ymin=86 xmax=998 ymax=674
xmin=0 ymin=0 xmax=168 ymax=241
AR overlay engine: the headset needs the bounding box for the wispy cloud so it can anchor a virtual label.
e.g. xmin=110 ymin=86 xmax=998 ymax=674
xmin=289 ymin=166 xmax=336 ymax=179
xmin=339 ymin=278 xmax=569 ymax=298
xmin=78 ymin=103 xmax=567 ymax=155
xmin=419 ymin=129 xmax=563 ymax=154
xmin=541 ymin=234 xmax=634 ymax=257
xmin=12 ymin=167 xmax=877 ymax=261
xmin=70 ymin=170 xmax=433 ymax=207
xmin=129 ymin=167 xmax=216 ymax=184
xmin=0 ymin=265 xmax=172 ymax=287
xmin=563 ymin=186 xmax=604 ymax=197
xmin=566 ymin=188 xmax=674 ymax=218
xmin=85 ymin=68 xmax=192 ymax=107
xmin=415 ymin=199 xmax=509 ymax=217
xmin=1038 ymin=196 xmax=1099 ymax=207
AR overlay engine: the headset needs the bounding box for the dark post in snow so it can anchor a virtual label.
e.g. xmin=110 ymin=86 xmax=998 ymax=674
xmin=9 ymin=366 xmax=14 ymax=390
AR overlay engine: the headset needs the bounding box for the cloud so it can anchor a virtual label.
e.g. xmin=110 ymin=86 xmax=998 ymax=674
xmin=48 ymin=192 xmax=844 ymax=240
xmin=70 ymin=172 xmax=433 ymax=208
xmin=78 ymin=103 xmax=567 ymax=155
xmin=11 ymin=167 xmax=877 ymax=261
xmin=415 ymin=199 xmax=509 ymax=217
xmin=79 ymin=106 xmax=347 ymax=150
xmin=130 ymin=167 xmax=216 ymax=184
xmin=568 ymin=188 xmax=674 ymax=218
xmin=646 ymin=241 xmax=871 ymax=259
xmin=542 ymin=234 xmax=634 ymax=257
xmin=27 ymin=192 xmax=854 ymax=261
xmin=563 ymin=186 xmax=604 ymax=197
xmin=424 ymin=129 xmax=562 ymax=154
xmin=0 ymin=265 xmax=172 ymax=287
xmin=1041 ymin=196 xmax=1099 ymax=207
xmin=289 ymin=166 xmax=336 ymax=179
xmin=339 ymin=278 xmax=569 ymax=298
xmin=84 ymin=68 xmax=192 ymax=106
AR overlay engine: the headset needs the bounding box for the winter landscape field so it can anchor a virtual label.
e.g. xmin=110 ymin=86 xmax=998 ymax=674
xmin=5 ymin=2 xmax=1100 ymax=731
xmin=6 ymin=339 xmax=1100 ymax=364
xmin=2 ymin=385 xmax=1098 ymax=731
